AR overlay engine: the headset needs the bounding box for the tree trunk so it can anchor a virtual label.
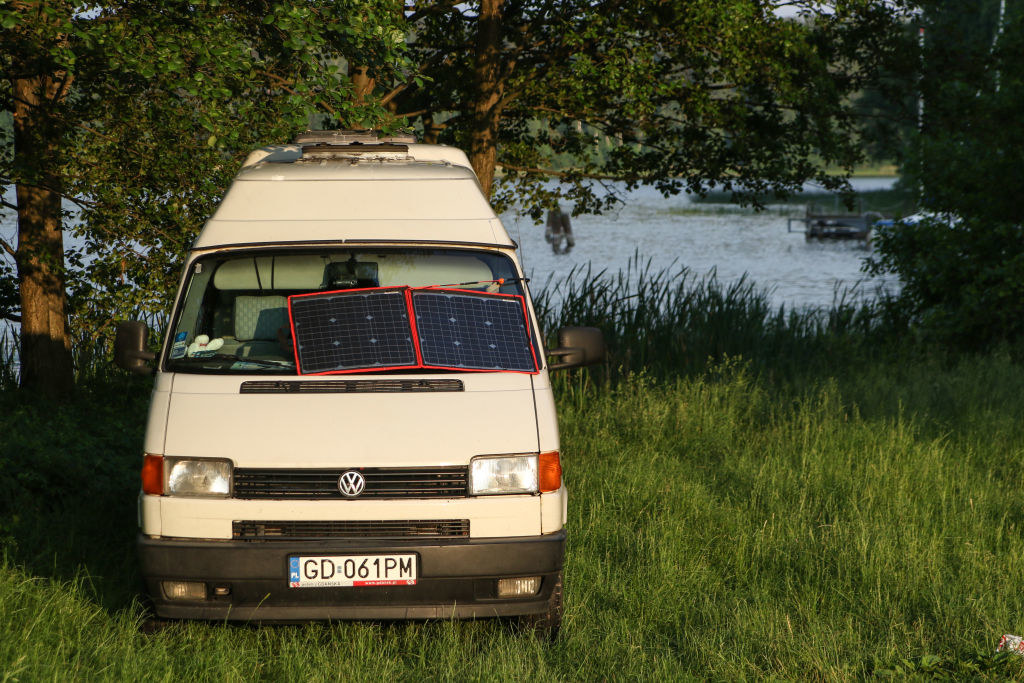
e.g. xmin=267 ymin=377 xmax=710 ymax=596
xmin=468 ymin=0 xmax=505 ymax=199
xmin=422 ymin=114 xmax=445 ymax=145
xmin=350 ymin=65 xmax=376 ymax=105
xmin=12 ymin=73 xmax=75 ymax=397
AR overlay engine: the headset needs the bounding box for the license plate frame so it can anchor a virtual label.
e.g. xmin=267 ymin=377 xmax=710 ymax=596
xmin=288 ymin=554 xmax=418 ymax=588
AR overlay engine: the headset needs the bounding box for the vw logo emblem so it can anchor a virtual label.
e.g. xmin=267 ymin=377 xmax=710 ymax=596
xmin=338 ymin=470 xmax=366 ymax=498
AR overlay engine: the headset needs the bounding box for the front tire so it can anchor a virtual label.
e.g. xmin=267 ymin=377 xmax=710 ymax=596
xmin=518 ymin=570 xmax=563 ymax=642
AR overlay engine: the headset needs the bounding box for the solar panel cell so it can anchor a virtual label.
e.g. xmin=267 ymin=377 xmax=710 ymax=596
xmin=412 ymin=291 xmax=536 ymax=372
xmin=289 ymin=289 xmax=416 ymax=374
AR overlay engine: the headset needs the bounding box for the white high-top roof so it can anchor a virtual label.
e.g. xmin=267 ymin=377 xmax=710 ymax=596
xmin=194 ymin=141 xmax=514 ymax=250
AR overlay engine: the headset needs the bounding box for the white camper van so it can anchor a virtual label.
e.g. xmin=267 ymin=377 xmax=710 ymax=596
xmin=114 ymin=131 xmax=604 ymax=637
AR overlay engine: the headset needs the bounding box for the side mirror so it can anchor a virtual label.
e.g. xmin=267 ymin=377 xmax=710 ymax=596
xmin=547 ymin=326 xmax=606 ymax=371
xmin=114 ymin=321 xmax=157 ymax=375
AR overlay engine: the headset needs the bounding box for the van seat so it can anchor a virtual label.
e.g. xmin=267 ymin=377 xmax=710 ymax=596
xmin=234 ymin=295 xmax=289 ymax=341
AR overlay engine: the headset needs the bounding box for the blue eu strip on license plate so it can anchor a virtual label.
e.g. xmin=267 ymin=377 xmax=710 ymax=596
xmin=289 ymin=554 xmax=418 ymax=588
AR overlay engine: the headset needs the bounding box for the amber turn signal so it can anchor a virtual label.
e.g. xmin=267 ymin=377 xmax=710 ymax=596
xmin=141 ymin=454 xmax=164 ymax=495
xmin=538 ymin=451 xmax=562 ymax=492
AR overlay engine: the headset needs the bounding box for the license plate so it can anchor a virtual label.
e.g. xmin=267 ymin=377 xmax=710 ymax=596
xmin=288 ymin=554 xmax=417 ymax=588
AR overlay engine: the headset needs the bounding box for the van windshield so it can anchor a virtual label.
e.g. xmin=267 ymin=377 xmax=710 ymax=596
xmin=165 ymin=248 xmax=529 ymax=374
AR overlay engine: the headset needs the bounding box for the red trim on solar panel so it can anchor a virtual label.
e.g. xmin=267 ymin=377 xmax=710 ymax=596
xmin=294 ymin=364 xmax=429 ymax=376
xmin=417 ymin=286 xmax=519 ymax=297
xmin=288 ymin=285 xmax=408 ymax=301
xmin=519 ymin=294 xmax=540 ymax=372
xmin=287 ymin=296 xmax=301 ymax=370
xmin=417 ymin=365 xmax=539 ymax=375
xmin=300 ymin=365 xmax=540 ymax=376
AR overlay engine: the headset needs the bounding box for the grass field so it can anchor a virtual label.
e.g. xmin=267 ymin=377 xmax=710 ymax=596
xmin=3 ymin=269 xmax=1024 ymax=679
xmin=4 ymin=355 xmax=1024 ymax=679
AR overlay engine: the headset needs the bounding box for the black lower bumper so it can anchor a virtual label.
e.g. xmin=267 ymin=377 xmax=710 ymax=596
xmin=138 ymin=530 xmax=565 ymax=621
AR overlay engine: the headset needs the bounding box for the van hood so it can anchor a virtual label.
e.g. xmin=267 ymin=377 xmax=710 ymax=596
xmin=161 ymin=373 xmax=540 ymax=468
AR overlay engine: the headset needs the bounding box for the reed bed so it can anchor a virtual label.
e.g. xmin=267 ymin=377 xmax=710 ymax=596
xmin=0 ymin=260 xmax=902 ymax=390
xmin=532 ymin=255 xmax=905 ymax=382
xmin=0 ymin=322 xmax=17 ymax=391
xmin=0 ymin=308 xmax=167 ymax=389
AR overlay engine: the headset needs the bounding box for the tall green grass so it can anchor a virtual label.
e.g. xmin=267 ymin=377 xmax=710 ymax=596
xmin=3 ymin=356 xmax=1024 ymax=678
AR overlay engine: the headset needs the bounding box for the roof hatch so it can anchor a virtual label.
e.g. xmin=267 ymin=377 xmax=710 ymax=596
xmin=292 ymin=129 xmax=417 ymax=145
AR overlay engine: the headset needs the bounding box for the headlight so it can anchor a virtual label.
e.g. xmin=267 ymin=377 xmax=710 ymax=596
xmin=469 ymin=454 xmax=538 ymax=495
xmin=165 ymin=457 xmax=232 ymax=497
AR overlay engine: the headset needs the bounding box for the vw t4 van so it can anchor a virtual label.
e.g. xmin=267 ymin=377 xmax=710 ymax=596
xmin=115 ymin=130 xmax=604 ymax=637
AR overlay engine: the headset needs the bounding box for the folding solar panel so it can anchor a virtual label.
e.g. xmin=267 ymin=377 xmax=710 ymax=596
xmin=289 ymin=289 xmax=416 ymax=374
xmin=288 ymin=287 xmax=538 ymax=375
xmin=411 ymin=290 xmax=537 ymax=372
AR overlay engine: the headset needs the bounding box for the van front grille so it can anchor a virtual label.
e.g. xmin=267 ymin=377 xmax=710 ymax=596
xmin=233 ymin=466 xmax=468 ymax=499
xmin=232 ymin=519 xmax=469 ymax=541
xmin=239 ymin=379 xmax=464 ymax=394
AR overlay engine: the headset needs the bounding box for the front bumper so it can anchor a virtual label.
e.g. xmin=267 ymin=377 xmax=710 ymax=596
xmin=139 ymin=530 xmax=565 ymax=621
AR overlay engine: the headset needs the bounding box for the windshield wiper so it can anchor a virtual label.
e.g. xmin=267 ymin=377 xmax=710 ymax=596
xmin=180 ymin=353 xmax=293 ymax=368
xmin=422 ymin=277 xmax=529 ymax=289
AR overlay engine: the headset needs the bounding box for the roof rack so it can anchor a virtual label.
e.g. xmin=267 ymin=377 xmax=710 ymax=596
xmin=293 ymin=129 xmax=417 ymax=146
xmin=300 ymin=142 xmax=410 ymax=161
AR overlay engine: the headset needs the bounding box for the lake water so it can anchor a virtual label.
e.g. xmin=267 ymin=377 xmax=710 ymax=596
xmin=505 ymin=177 xmax=898 ymax=311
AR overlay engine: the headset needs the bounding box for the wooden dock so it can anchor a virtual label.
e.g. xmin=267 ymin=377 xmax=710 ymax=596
xmin=787 ymin=207 xmax=885 ymax=241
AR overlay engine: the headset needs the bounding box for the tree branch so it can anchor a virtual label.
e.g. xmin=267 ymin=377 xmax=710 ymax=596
xmin=8 ymin=92 xmax=123 ymax=145
xmin=497 ymin=80 xmax=525 ymax=111
xmin=260 ymin=70 xmax=336 ymax=114
xmin=0 ymin=236 xmax=16 ymax=258
xmin=498 ymin=163 xmax=630 ymax=182
xmin=2 ymin=312 xmax=21 ymax=323
xmin=381 ymin=52 xmax=455 ymax=106
xmin=405 ymin=0 xmax=464 ymax=24
xmin=380 ymin=83 xmax=408 ymax=107
xmin=0 ymin=177 xmax=96 ymax=210
xmin=75 ymin=121 xmax=116 ymax=142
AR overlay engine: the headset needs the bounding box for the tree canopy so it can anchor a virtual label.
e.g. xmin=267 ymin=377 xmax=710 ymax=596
xmin=866 ymin=0 xmax=1024 ymax=349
